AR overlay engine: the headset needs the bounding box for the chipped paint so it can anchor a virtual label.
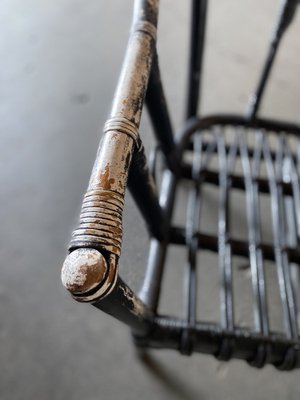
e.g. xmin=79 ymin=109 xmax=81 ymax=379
xmin=99 ymin=164 xmax=115 ymax=189
xmin=119 ymin=284 xmax=146 ymax=317
xmin=61 ymin=248 xmax=107 ymax=294
xmin=75 ymin=254 xmax=118 ymax=303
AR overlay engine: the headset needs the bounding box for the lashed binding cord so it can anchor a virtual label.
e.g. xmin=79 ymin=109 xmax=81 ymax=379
xmin=69 ymin=116 xmax=139 ymax=258
xmin=70 ymin=189 xmax=124 ymax=257
xmin=104 ymin=117 xmax=139 ymax=143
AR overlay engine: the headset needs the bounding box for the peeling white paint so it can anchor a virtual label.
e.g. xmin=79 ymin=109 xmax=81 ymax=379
xmin=120 ymin=285 xmax=145 ymax=317
xmin=61 ymin=249 xmax=107 ymax=293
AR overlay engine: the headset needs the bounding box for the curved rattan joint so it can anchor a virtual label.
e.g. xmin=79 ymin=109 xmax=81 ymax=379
xmin=215 ymin=338 xmax=233 ymax=361
xmin=247 ymin=343 xmax=269 ymax=369
xmin=275 ymin=347 xmax=297 ymax=371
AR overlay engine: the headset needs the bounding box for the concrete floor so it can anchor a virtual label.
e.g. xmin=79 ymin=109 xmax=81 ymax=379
xmin=1 ymin=0 xmax=300 ymax=399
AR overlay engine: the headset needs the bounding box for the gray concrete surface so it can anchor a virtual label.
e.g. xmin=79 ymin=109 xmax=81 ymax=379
xmin=1 ymin=0 xmax=300 ymax=399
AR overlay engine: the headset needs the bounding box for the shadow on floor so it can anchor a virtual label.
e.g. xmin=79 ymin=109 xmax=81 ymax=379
xmin=137 ymin=350 xmax=203 ymax=400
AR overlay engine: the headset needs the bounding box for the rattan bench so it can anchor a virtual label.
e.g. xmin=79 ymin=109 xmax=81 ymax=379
xmin=61 ymin=0 xmax=300 ymax=370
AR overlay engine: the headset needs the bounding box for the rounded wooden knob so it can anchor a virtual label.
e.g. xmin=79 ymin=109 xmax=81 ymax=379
xmin=61 ymin=248 xmax=107 ymax=295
